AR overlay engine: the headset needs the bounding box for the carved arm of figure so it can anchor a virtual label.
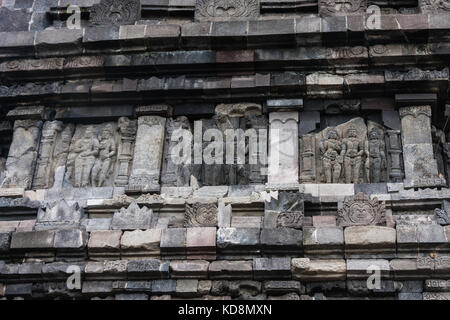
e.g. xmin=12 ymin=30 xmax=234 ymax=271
xmin=319 ymin=139 xmax=326 ymax=155
xmin=380 ymin=140 xmax=386 ymax=168
xmin=107 ymin=139 xmax=117 ymax=159
xmin=89 ymin=139 xmax=100 ymax=157
xmin=357 ymin=139 xmax=364 ymax=157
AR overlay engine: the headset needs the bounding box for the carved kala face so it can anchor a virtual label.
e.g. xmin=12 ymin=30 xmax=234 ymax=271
xmin=349 ymin=202 xmax=375 ymax=224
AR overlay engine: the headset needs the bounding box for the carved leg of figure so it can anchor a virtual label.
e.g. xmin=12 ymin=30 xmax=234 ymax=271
xmin=344 ymin=157 xmax=352 ymax=184
xmin=323 ymin=159 xmax=332 ymax=183
xmin=81 ymin=157 xmax=95 ymax=187
xmin=91 ymin=160 xmax=101 ymax=187
xmin=353 ymin=157 xmax=361 ymax=184
xmin=372 ymin=157 xmax=381 ymax=183
xmin=333 ymin=162 xmax=341 ymax=183
xmin=98 ymin=159 xmax=111 ymax=187
xmin=365 ymin=158 xmax=370 ymax=183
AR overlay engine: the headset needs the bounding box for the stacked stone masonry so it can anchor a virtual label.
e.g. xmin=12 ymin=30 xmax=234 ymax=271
xmin=1 ymin=0 xmax=450 ymax=300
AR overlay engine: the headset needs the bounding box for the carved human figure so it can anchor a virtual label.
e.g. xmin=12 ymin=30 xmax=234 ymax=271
xmin=365 ymin=128 xmax=386 ymax=183
xmin=72 ymin=126 xmax=100 ymax=187
xmin=92 ymin=125 xmax=117 ymax=187
xmin=319 ymin=128 xmax=342 ymax=183
xmin=342 ymin=125 xmax=364 ymax=183
xmin=432 ymin=125 xmax=446 ymax=178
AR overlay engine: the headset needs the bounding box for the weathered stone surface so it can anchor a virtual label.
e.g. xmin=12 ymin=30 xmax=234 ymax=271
xmin=127 ymin=259 xmax=170 ymax=279
xmin=263 ymin=281 xmax=305 ymax=295
xmin=347 ymin=259 xmax=391 ymax=279
xmin=170 ymin=260 xmax=209 ymax=279
xmin=344 ymin=226 xmax=396 ymax=257
xmin=120 ymin=229 xmax=162 ymax=256
xmin=82 ymin=281 xmax=113 ymax=294
xmin=423 ymin=292 xmax=450 ymax=300
xmin=88 ymin=230 xmax=122 ymax=256
xmin=186 ymin=227 xmax=216 ymax=259
xmin=292 ymin=258 xmax=347 ymax=281
xmin=425 ymin=279 xmax=450 ymax=292
xmin=160 ymin=228 xmax=186 ymax=255
xmin=218 ymin=202 xmax=232 ymax=228
xmin=216 ymin=227 xmax=260 ymax=255
xmin=195 ymin=0 xmax=259 ymax=22
xmin=209 ymin=261 xmax=253 ymax=279
xmin=264 ymin=191 xmax=304 ymax=228
xmin=10 ymin=230 xmax=55 ymax=249
xmin=303 ymin=226 xmax=344 ymax=256
xmin=111 ymin=202 xmax=154 ymax=230
xmin=253 ymin=257 xmax=291 ymax=279
xmin=115 ymin=293 xmax=148 ymax=300
xmin=0 ymin=232 xmax=11 ymax=252
xmin=176 ymin=279 xmax=198 ymax=297
xmin=54 ymin=229 xmax=88 ymax=249
xmin=260 ymin=228 xmax=302 ymax=253
xmin=128 ymin=116 xmax=166 ymax=193
xmin=151 ymin=280 xmax=176 ymax=294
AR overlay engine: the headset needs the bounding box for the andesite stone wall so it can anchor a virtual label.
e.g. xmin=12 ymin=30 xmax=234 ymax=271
xmin=0 ymin=0 xmax=450 ymax=300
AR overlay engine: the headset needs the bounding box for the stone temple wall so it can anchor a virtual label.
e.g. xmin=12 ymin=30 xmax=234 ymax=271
xmin=0 ymin=0 xmax=450 ymax=301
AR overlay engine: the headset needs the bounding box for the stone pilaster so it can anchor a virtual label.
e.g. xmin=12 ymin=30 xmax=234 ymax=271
xmin=1 ymin=120 xmax=43 ymax=189
xmin=385 ymin=130 xmax=404 ymax=183
xmin=268 ymin=112 xmax=299 ymax=186
xmin=127 ymin=116 xmax=166 ymax=193
xmin=399 ymin=105 xmax=446 ymax=188
xmin=115 ymin=117 xmax=137 ymax=187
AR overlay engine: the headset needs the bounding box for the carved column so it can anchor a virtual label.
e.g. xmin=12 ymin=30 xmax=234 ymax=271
xmin=385 ymin=130 xmax=404 ymax=183
xmin=1 ymin=120 xmax=43 ymax=189
xmin=115 ymin=117 xmax=137 ymax=187
xmin=268 ymin=112 xmax=299 ymax=185
xmin=399 ymin=105 xmax=446 ymax=188
xmin=128 ymin=116 xmax=166 ymax=193
xmin=299 ymin=134 xmax=316 ymax=183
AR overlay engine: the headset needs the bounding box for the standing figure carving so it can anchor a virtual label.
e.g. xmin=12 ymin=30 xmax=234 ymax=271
xmin=92 ymin=125 xmax=117 ymax=187
xmin=342 ymin=125 xmax=364 ymax=183
xmin=365 ymin=128 xmax=386 ymax=183
xmin=319 ymin=128 xmax=342 ymax=183
xmin=73 ymin=126 xmax=100 ymax=187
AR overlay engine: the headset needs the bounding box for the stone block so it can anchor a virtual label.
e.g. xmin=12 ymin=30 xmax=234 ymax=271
xmin=186 ymin=227 xmax=216 ymax=259
xmin=151 ymin=279 xmax=176 ymax=294
xmin=82 ymin=281 xmax=113 ymax=294
xmin=160 ymin=228 xmax=186 ymax=256
xmin=0 ymin=221 xmax=19 ymax=232
xmin=0 ymin=31 xmax=35 ymax=57
xmin=176 ymin=279 xmax=198 ymax=297
xmin=218 ymin=202 xmax=232 ymax=228
xmin=127 ymin=259 xmax=169 ymax=279
xmin=4 ymin=283 xmax=32 ymax=296
xmin=0 ymin=187 xmax=24 ymax=198
xmin=16 ymin=220 xmax=35 ymax=232
xmin=88 ymin=230 xmax=122 ymax=259
xmin=0 ymin=232 xmax=11 ymax=252
xmin=306 ymin=281 xmax=346 ymax=295
xmin=83 ymin=218 xmax=112 ymax=232
xmin=10 ymin=230 xmax=55 ymax=249
xmin=169 ymin=260 xmax=209 ymax=279
xmin=216 ymin=227 xmax=260 ymax=253
xmin=54 ymin=229 xmax=88 ymax=249
xmin=111 ymin=202 xmax=154 ymax=230
xmin=347 ymin=259 xmax=391 ymax=279
xmin=344 ymin=226 xmax=396 ymax=258
xmin=209 ymin=261 xmax=253 ymax=279
xmin=253 ymin=257 xmax=291 ymax=279
xmin=120 ymin=229 xmax=162 ymax=257
xmin=292 ymin=258 xmax=346 ymax=281
xmin=231 ymin=216 xmax=262 ymax=228
xmin=263 ymin=281 xmax=305 ymax=295
xmin=260 ymin=228 xmax=302 ymax=253
xmin=303 ymin=226 xmax=344 ymax=257
xmin=312 ymin=216 xmax=337 ymax=227
xmin=35 ymin=29 xmax=83 ymax=57
xmin=115 ymin=293 xmax=148 ymax=300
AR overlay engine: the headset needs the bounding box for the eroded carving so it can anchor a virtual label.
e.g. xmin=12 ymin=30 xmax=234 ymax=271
xmin=195 ymin=0 xmax=260 ymax=21
xmin=337 ymin=192 xmax=386 ymax=227
xmin=90 ymin=0 xmax=141 ymax=26
xmin=319 ymin=128 xmax=343 ymax=184
xmin=265 ymin=191 xmax=304 ymax=229
xmin=365 ymin=127 xmax=386 ymax=183
xmin=36 ymin=200 xmax=84 ymax=230
xmin=111 ymin=201 xmax=155 ymax=230
xmin=319 ymin=0 xmax=366 ymax=16
xmin=185 ymin=203 xmax=218 ymax=227
xmin=1 ymin=120 xmax=43 ymax=189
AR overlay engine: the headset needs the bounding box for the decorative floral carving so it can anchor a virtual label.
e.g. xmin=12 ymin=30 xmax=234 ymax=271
xmin=337 ymin=192 xmax=386 ymax=227
xmin=195 ymin=0 xmax=259 ymax=21
xmin=185 ymin=203 xmax=218 ymax=227
xmin=90 ymin=0 xmax=141 ymax=27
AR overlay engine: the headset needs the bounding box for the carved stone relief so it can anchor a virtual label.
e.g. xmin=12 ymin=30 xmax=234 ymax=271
xmin=337 ymin=192 xmax=386 ymax=227
xmin=66 ymin=122 xmax=119 ymax=188
xmin=89 ymin=0 xmax=141 ymax=27
xmin=264 ymin=191 xmax=304 ymax=229
xmin=33 ymin=121 xmax=75 ymax=189
xmin=319 ymin=0 xmax=366 ymax=16
xmin=195 ymin=0 xmax=260 ymax=21
xmin=185 ymin=203 xmax=218 ymax=227
xmin=1 ymin=120 xmax=43 ymax=189
xmin=111 ymin=201 xmax=155 ymax=230
xmin=420 ymin=0 xmax=450 ymax=13
xmin=35 ymin=200 xmax=84 ymax=230
xmin=299 ymin=117 xmax=399 ymax=184
xmin=114 ymin=117 xmax=137 ymax=187
xmin=435 ymin=200 xmax=450 ymax=226
xmin=161 ymin=116 xmax=193 ymax=188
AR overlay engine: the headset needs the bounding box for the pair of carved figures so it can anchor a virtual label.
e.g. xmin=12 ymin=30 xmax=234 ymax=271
xmin=319 ymin=125 xmax=386 ymax=183
xmin=66 ymin=125 xmax=117 ymax=188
